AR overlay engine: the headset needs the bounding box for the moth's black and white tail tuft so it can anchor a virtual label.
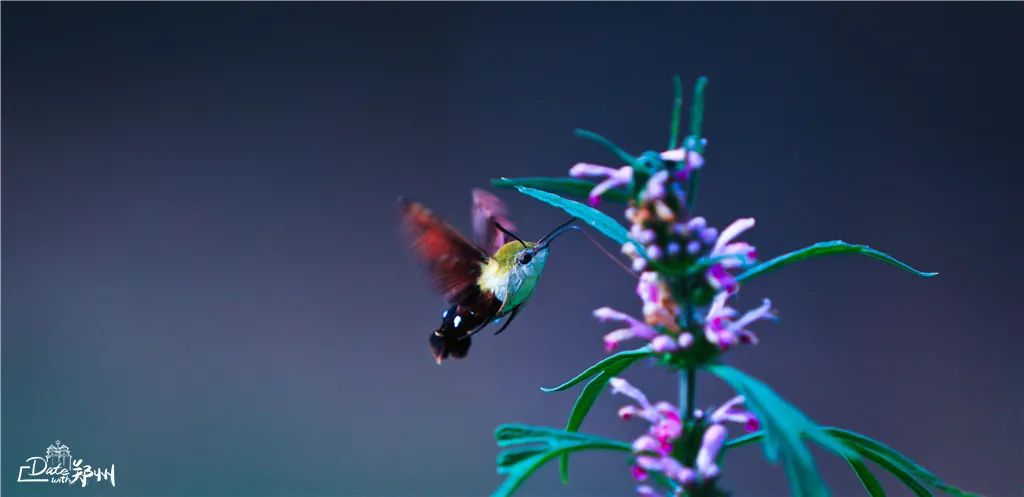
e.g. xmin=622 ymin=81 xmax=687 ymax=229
xmin=429 ymin=332 xmax=471 ymax=364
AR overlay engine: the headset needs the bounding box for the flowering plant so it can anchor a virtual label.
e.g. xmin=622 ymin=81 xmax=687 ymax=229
xmin=488 ymin=77 xmax=979 ymax=497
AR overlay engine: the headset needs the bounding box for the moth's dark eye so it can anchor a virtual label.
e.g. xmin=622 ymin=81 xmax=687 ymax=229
xmin=518 ymin=252 xmax=533 ymax=265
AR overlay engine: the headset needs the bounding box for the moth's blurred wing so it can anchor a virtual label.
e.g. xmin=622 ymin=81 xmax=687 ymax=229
xmin=472 ymin=188 xmax=516 ymax=254
xmin=400 ymin=200 xmax=489 ymax=305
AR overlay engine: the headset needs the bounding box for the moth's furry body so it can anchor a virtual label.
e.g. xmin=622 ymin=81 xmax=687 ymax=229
xmin=400 ymin=192 xmax=573 ymax=364
xmin=478 ymin=241 xmax=549 ymax=311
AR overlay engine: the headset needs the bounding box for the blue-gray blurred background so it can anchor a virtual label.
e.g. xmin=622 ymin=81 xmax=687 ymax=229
xmin=3 ymin=3 xmax=1021 ymax=497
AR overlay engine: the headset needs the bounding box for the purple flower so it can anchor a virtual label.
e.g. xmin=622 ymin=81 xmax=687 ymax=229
xmin=615 ymin=377 xmax=745 ymax=493
xmin=631 ymin=225 xmax=657 ymax=244
xmin=595 ymin=307 xmax=659 ymax=352
xmin=660 ymin=147 xmax=706 ymax=180
xmin=695 ymin=423 xmax=726 ymax=479
xmin=705 ymin=218 xmax=757 ymax=295
xmin=704 ymin=293 xmax=776 ymax=350
xmin=569 ymin=163 xmax=634 ymax=206
xmin=711 ymin=395 xmax=760 ymax=433
xmin=691 ymin=396 xmax=759 ymax=482
xmin=635 ymin=485 xmax=660 ymax=497
xmin=711 ymin=218 xmax=757 ymax=265
xmin=642 ymin=170 xmax=671 ymax=201
xmin=636 ymin=272 xmax=680 ymax=332
xmin=651 ymin=335 xmax=678 ymax=353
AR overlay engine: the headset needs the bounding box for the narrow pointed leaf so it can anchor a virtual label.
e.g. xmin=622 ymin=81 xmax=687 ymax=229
xmin=513 ymin=186 xmax=646 ymax=256
xmin=574 ymin=128 xmax=643 ymax=171
xmin=668 ymin=75 xmax=684 ymax=150
xmin=557 ymin=365 xmax=629 ymax=481
xmin=724 ymin=431 xmax=764 ymax=451
xmin=497 ymin=446 xmax=548 ymax=473
xmin=823 ymin=428 xmax=980 ymax=497
xmin=848 ymin=458 xmax=887 ymax=497
xmin=863 ymin=452 xmax=933 ymax=497
xmin=539 ymin=347 xmax=651 ymax=484
xmin=541 ymin=347 xmax=653 ymax=393
xmin=492 ymin=425 xmax=631 ymax=497
xmin=722 ymin=428 xmax=979 ymax=497
xmin=738 ymin=240 xmax=938 ymax=283
xmin=492 ymin=177 xmax=631 ymax=203
xmin=710 ymin=364 xmax=855 ymax=497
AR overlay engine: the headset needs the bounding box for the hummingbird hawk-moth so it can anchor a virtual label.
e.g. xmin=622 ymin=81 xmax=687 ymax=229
xmin=400 ymin=189 xmax=577 ymax=364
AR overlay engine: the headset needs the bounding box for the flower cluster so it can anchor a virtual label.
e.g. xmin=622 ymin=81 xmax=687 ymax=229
xmin=611 ymin=377 xmax=758 ymax=497
xmin=577 ymin=142 xmax=775 ymax=357
xmin=574 ymin=135 xmax=778 ymax=496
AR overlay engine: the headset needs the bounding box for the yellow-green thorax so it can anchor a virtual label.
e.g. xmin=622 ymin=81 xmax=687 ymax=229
xmin=478 ymin=241 xmax=550 ymax=312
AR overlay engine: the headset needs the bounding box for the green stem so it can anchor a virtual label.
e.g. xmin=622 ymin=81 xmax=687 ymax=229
xmin=681 ymin=367 xmax=696 ymax=420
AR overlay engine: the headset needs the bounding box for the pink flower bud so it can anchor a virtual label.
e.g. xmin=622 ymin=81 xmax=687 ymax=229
xmin=618 ymin=405 xmax=641 ymax=421
xmin=636 ymin=485 xmax=659 ymax=497
xmin=651 ymin=335 xmax=678 ymax=353
xmin=677 ymin=466 xmax=697 ymax=486
xmin=632 ymin=435 xmax=662 ymax=454
xmin=696 ymin=424 xmax=727 ymax=478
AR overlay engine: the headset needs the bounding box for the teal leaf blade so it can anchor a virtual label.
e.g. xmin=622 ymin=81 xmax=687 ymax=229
xmin=848 ymin=458 xmax=887 ymax=497
xmin=541 ymin=347 xmax=653 ymax=393
xmin=722 ymin=427 xmax=981 ymax=497
xmin=668 ymin=75 xmax=684 ymax=150
xmin=492 ymin=424 xmax=630 ymax=497
xmin=538 ymin=347 xmax=652 ymax=483
xmin=513 ymin=186 xmax=646 ymax=256
xmin=823 ymin=428 xmax=981 ymax=497
xmin=737 ymin=240 xmax=938 ymax=283
xmin=492 ymin=177 xmax=631 ymax=203
xmin=709 ymin=364 xmax=855 ymax=497
xmin=557 ymin=365 xmax=630 ymax=482
xmin=574 ymin=128 xmax=643 ymax=171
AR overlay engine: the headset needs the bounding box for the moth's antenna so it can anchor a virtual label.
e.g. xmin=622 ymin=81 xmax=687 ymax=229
xmin=494 ymin=220 xmax=527 ymax=248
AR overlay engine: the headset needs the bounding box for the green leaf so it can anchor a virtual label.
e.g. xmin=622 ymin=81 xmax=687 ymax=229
xmin=491 ymin=177 xmax=631 ymax=203
xmin=724 ymin=431 xmax=764 ymax=451
xmin=541 ymin=347 xmax=653 ymax=393
xmin=492 ymin=424 xmax=630 ymax=497
xmin=538 ymin=347 xmax=652 ymax=483
xmin=496 ymin=446 xmax=548 ymax=473
xmin=689 ymin=76 xmax=709 ymax=144
xmin=668 ymin=75 xmax=684 ymax=150
xmin=737 ymin=240 xmax=938 ymax=283
xmin=862 ymin=451 xmax=932 ymax=497
xmin=723 ymin=431 xmax=882 ymax=497
xmin=682 ymin=77 xmax=708 ymax=210
xmin=574 ymin=128 xmax=644 ymax=172
xmin=848 ymin=457 xmax=887 ymax=497
xmin=823 ymin=428 xmax=981 ymax=497
xmin=722 ymin=427 xmax=980 ymax=497
xmin=709 ymin=364 xmax=855 ymax=497
xmin=513 ymin=186 xmax=647 ymax=256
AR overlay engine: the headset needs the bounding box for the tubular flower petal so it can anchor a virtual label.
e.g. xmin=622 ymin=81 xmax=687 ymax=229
xmin=610 ymin=377 xmax=653 ymax=409
xmin=595 ymin=307 xmax=659 ymax=351
xmin=632 ymin=435 xmax=663 ymax=454
xmin=711 ymin=395 xmax=759 ymax=432
xmin=643 ymin=170 xmax=671 ymax=201
xmin=569 ymin=163 xmax=633 ymax=206
xmin=704 ymin=293 xmax=775 ymax=350
xmin=696 ymin=424 xmax=727 ymax=479
xmin=636 ymin=485 xmax=659 ymax=497
xmin=651 ymin=335 xmax=678 ymax=353
xmin=712 ymin=218 xmax=756 ymax=255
